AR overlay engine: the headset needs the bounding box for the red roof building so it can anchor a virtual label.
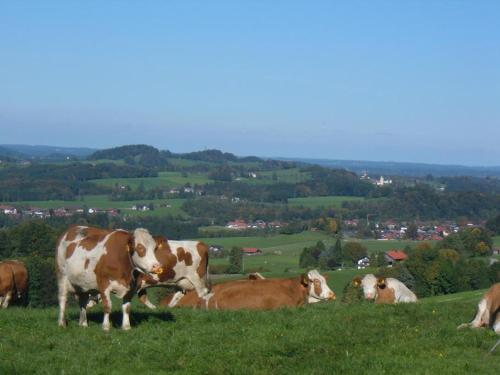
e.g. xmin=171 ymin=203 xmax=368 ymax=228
xmin=242 ymin=247 xmax=262 ymax=256
xmin=384 ymin=250 xmax=408 ymax=265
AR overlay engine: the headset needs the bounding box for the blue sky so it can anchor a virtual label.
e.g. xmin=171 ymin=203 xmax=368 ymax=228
xmin=1 ymin=1 xmax=499 ymax=165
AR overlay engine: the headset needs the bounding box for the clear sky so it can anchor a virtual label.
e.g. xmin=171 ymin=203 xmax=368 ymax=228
xmin=1 ymin=1 xmax=499 ymax=166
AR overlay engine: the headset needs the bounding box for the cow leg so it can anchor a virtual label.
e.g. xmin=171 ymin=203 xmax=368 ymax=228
xmin=493 ymin=313 xmax=500 ymax=334
xmin=78 ymin=293 xmax=90 ymax=327
xmin=1 ymin=291 xmax=12 ymax=308
xmin=57 ymin=277 xmax=69 ymax=327
xmin=101 ymin=286 xmax=112 ymax=331
xmin=470 ymin=299 xmax=489 ymax=328
xmin=138 ymin=289 xmax=157 ymax=309
xmin=121 ymin=292 xmax=134 ymax=331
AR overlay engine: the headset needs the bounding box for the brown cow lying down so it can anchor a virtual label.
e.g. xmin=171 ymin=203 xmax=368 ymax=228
xmin=0 ymin=260 xmax=28 ymax=308
xmin=458 ymin=283 xmax=500 ymax=334
xmin=353 ymin=274 xmax=417 ymax=303
xmin=160 ymin=270 xmax=335 ymax=310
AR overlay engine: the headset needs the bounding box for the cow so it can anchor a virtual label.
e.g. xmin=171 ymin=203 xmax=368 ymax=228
xmin=353 ymin=274 xmax=417 ymax=303
xmin=88 ymin=236 xmax=212 ymax=310
xmin=160 ymin=270 xmax=336 ymax=310
xmin=458 ymin=282 xmax=500 ymax=334
xmin=0 ymin=260 xmax=28 ymax=308
xmin=56 ymin=225 xmax=163 ymax=331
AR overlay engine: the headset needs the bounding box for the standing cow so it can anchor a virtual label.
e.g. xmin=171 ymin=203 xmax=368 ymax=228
xmin=353 ymin=274 xmax=417 ymax=303
xmin=135 ymin=236 xmax=211 ymax=309
xmin=56 ymin=225 xmax=163 ymax=331
xmin=0 ymin=260 xmax=28 ymax=308
xmin=458 ymin=282 xmax=500 ymax=334
xmin=160 ymin=270 xmax=335 ymax=310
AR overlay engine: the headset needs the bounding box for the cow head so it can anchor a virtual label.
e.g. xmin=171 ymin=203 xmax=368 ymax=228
xmin=130 ymin=228 xmax=163 ymax=276
xmin=359 ymin=273 xmax=378 ymax=300
xmin=304 ymin=270 xmax=336 ymax=303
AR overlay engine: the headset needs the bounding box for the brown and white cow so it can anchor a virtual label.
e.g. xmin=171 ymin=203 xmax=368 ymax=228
xmin=0 ymin=260 xmax=28 ymax=308
xmin=135 ymin=236 xmax=211 ymax=309
xmin=353 ymin=274 xmax=417 ymax=303
xmin=56 ymin=225 xmax=163 ymax=331
xmin=160 ymin=270 xmax=335 ymax=310
xmin=458 ymin=282 xmax=500 ymax=334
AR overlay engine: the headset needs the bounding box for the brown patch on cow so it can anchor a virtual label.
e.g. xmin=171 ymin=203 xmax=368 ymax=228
xmin=135 ymin=244 xmax=146 ymax=257
xmin=176 ymin=247 xmax=193 ymax=266
xmin=65 ymin=243 xmax=77 ymax=259
xmin=376 ymin=286 xmax=396 ymax=304
xmin=313 ymin=280 xmax=322 ymax=296
xmin=64 ymin=225 xmax=82 ymax=242
xmin=196 ymin=242 xmax=209 ymax=278
xmin=0 ymin=260 xmax=29 ymax=303
xmin=84 ymin=259 xmax=90 ymax=269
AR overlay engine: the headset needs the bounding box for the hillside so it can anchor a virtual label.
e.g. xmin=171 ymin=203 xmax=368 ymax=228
xmin=0 ymin=290 xmax=498 ymax=374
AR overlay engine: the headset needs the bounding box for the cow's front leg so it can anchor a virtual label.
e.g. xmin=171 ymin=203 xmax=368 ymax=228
xmin=121 ymin=291 xmax=135 ymax=331
xmin=100 ymin=286 xmax=112 ymax=331
xmin=138 ymin=289 xmax=157 ymax=309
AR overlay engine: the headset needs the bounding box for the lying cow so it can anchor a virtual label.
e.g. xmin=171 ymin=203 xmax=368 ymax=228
xmin=353 ymin=274 xmax=417 ymax=303
xmin=56 ymin=225 xmax=163 ymax=330
xmin=0 ymin=260 xmax=28 ymax=308
xmin=160 ymin=270 xmax=335 ymax=310
xmin=458 ymin=282 xmax=500 ymax=334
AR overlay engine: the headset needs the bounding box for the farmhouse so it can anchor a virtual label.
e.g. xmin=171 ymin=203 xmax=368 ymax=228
xmin=242 ymin=247 xmax=263 ymax=256
xmin=384 ymin=250 xmax=408 ymax=265
xmin=226 ymin=220 xmax=248 ymax=230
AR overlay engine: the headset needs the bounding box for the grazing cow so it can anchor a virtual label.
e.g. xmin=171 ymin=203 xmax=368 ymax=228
xmin=0 ymin=260 xmax=28 ymax=308
xmin=353 ymin=274 xmax=417 ymax=303
xmin=458 ymin=283 xmax=500 ymax=334
xmin=56 ymin=225 xmax=163 ymax=330
xmin=134 ymin=236 xmax=211 ymax=309
xmin=160 ymin=270 xmax=335 ymax=310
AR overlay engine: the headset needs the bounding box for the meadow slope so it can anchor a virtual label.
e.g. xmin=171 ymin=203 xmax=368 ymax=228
xmin=0 ymin=291 xmax=498 ymax=375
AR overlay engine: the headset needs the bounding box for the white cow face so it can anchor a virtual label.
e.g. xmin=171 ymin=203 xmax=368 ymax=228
xmin=306 ymin=270 xmax=336 ymax=302
xmin=131 ymin=228 xmax=162 ymax=276
xmin=360 ymin=273 xmax=378 ymax=300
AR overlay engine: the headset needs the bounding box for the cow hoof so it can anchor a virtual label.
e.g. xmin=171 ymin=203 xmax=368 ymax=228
xmin=103 ymin=325 xmax=111 ymax=332
xmin=58 ymin=320 xmax=67 ymax=328
xmin=79 ymin=322 xmax=88 ymax=328
xmin=122 ymin=325 xmax=131 ymax=331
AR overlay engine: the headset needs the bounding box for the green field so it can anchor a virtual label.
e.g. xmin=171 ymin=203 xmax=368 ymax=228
xmin=90 ymin=171 xmax=212 ymax=190
xmin=288 ymin=195 xmax=365 ymax=208
xmin=1 ymin=289 xmax=498 ymax=374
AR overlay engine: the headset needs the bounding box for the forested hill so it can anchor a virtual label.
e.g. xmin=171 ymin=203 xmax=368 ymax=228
xmin=88 ymin=145 xmax=262 ymax=164
xmin=0 ymin=144 xmax=96 ymax=159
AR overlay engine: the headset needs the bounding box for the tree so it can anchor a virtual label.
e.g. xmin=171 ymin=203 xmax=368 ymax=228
xmin=25 ymin=256 xmax=58 ymax=307
xmin=227 ymin=246 xmax=243 ymax=274
xmin=405 ymin=222 xmax=418 ymax=240
xmin=342 ymin=242 xmax=368 ymax=265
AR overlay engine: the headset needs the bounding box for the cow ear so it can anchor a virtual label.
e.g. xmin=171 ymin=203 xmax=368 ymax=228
xmin=300 ymin=274 xmax=309 ymax=287
xmin=322 ymin=274 xmax=329 ymax=280
xmin=154 ymin=236 xmax=167 ymax=249
xmin=352 ymin=277 xmax=361 ymax=288
xmin=377 ymin=277 xmax=387 ymax=289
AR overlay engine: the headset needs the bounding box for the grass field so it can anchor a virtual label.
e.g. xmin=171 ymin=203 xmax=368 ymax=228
xmin=90 ymin=171 xmax=212 ymax=190
xmin=1 ymin=289 xmax=498 ymax=374
xmin=288 ymin=195 xmax=365 ymax=208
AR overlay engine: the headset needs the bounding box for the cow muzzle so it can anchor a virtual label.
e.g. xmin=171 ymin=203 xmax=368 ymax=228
xmin=151 ymin=264 xmax=164 ymax=275
xmin=328 ymin=292 xmax=336 ymax=301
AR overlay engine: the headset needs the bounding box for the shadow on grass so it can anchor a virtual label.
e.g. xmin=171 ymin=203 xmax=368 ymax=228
xmin=76 ymin=310 xmax=176 ymax=328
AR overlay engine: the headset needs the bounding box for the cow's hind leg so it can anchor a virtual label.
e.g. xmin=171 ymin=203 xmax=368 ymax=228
xmin=78 ymin=293 xmax=90 ymax=327
xmin=57 ymin=277 xmax=69 ymax=327
xmin=458 ymin=298 xmax=489 ymax=329
xmin=100 ymin=286 xmax=112 ymax=331
xmin=1 ymin=291 xmax=12 ymax=308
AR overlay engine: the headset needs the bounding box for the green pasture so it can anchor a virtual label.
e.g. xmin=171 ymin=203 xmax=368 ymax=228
xmin=1 ymin=289 xmax=498 ymax=374
xmin=288 ymin=195 xmax=365 ymax=208
xmin=89 ymin=171 xmax=212 ymax=190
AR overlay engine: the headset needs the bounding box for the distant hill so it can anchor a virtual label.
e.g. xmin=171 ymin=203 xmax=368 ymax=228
xmin=88 ymin=145 xmax=262 ymax=164
xmin=277 ymin=157 xmax=500 ymax=178
xmin=0 ymin=144 xmax=97 ymax=159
